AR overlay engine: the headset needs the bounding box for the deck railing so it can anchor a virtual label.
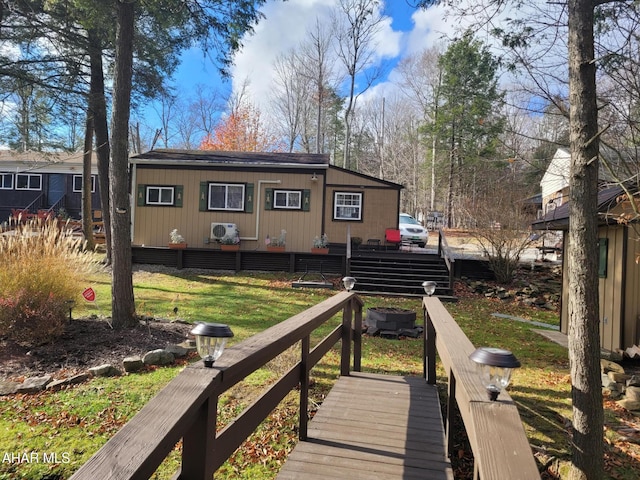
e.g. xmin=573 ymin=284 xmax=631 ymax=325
xmin=69 ymin=291 xmax=363 ymax=480
xmin=423 ymin=296 xmax=540 ymax=480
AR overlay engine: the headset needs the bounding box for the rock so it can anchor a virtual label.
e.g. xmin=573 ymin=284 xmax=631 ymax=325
xmin=608 ymin=372 xmax=631 ymax=384
xmin=89 ymin=364 xmax=121 ymax=377
xmin=602 ymin=374 xmax=620 ymax=390
xmin=47 ymin=373 xmax=90 ymax=391
xmin=617 ymin=398 xmax=640 ymax=412
xmin=0 ymin=380 xmax=21 ymax=396
xmin=628 ymin=375 xmax=640 ymax=387
xmin=143 ymin=349 xmax=175 ymax=366
xmin=165 ymin=344 xmax=190 ymax=358
xmin=601 ymin=359 xmax=625 ymax=374
xmin=123 ymin=356 xmax=144 ymax=373
xmin=17 ymin=375 xmax=52 ymax=393
xmin=626 ymin=386 xmax=640 ymax=402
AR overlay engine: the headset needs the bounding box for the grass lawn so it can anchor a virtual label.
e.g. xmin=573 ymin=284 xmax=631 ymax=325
xmin=1 ymin=268 xmax=639 ymax=479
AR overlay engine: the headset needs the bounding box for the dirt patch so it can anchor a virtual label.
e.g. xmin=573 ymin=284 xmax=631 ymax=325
xmin=0 ymin=317 xmax=193 ymax=381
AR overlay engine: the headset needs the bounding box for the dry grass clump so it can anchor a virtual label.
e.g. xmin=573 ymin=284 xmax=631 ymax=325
xmin=0 ymin=218 xmax=100 ymax=346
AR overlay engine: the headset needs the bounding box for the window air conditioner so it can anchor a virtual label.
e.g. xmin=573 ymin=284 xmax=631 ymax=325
xmin=210 ymin=222 xmax=238 ymax=241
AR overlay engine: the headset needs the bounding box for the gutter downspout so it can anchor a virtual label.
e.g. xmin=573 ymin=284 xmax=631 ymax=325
xmin=241 ymin=179 xmax=281 ymax=241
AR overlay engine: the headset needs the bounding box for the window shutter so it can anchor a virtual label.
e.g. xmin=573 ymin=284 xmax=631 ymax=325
xmin=137 ymin=185 xmax=146 ymax=206
xmin=302 ymin=189 xmax=311 ymax=211
xmin=199 ymin=182 xmax=208 ymax=211
xmin=265 ymin=188 xmax=273 ymax=210
xmin=245 ymin=183 xmax=254 ymax=213
xmin=598 ymin=238 xmax=608 ymax=278
xmin=174 ymin=185 xmax=183 ymax=207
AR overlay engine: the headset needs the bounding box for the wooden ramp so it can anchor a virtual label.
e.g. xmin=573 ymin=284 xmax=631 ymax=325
xmin=276 ymin=372 xmax=453 ymax=480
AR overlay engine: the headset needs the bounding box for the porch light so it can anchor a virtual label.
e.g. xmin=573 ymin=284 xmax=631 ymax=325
xmin=190 ymin=322 xmax=234 ymax=368
xmin=469 ymin=347 xmax=521 ymax=401
xmin=422 ymin=281 xmax=437 ymax=296
xmin=342 ymin=276 xmax=356 ymax=291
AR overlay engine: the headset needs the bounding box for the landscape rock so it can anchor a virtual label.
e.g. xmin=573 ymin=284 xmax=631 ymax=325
xmin=629 ymin=375 xmax=640 ymax=387
xmin=601 ymin=359 xmax=625 ymax=374
xmin=89 ymin=364 xmax=121 ymax=377
xmin=617 ymin=398 xmax=640 ymax=413
xmin=0 ymin=380 xmax=21 ymax=396
xmin=123 ymin=356 xmax=144 ymax=373
xmin=626 ymin=386 xmax=640 ymax=402
xmin=47 ymin=373 xmax=90 ymax=391
xmin=17 ymin=375 xmax=52 ymax=393
xmin=165 ymin=344 xmax=190 ymax=358
xmin=143 ymin=349 xmax=175 ymax=366
xmin=608 ymin=371 xmax=631 ymax=384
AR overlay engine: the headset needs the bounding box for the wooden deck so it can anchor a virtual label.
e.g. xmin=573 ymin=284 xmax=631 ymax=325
xmin=276 ymin=372 xmax=453 ymax=480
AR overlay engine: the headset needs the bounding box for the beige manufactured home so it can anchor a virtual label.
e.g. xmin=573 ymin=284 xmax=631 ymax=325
xmin=130 ymin=149 xmax=402 ymax=253
xmin=533 ymin=183 xmax=640 ymax=352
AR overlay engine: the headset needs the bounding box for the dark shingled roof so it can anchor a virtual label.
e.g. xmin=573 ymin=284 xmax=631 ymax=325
xmin=131 ymin=149 xmax=330 ymax=166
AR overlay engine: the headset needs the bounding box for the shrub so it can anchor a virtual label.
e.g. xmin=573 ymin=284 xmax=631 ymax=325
xmin=0 ymin=218 xmax=99 ymax=346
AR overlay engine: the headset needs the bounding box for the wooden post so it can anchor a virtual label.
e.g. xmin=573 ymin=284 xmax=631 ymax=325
xmin=181 ymin=395 xmax=218 ymax=479
xmin=445 ymin=370 xmax=456 ymax=459
xmin=299 ymin=336 xmax=310 ymax=441
xmin=424 ymin=303 xmax=436 ymax=384
xmin=353 ymin=299 xmax=362 ymax=372
xmin=341 ymin=301 xmax=353 ymax=376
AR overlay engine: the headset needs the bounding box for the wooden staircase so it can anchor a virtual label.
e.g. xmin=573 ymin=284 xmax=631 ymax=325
xmin=348 ymin=251 xmax=454 ymax=298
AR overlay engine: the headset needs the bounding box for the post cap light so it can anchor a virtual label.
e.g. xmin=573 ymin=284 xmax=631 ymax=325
xmin=422 ymin=281 xmax=437 ymax=296
xmin=469 ymin=347 xmax=521 ymax=401
xmin=190 ymin=322 xmax=234 ymax=367
xmin=342 ymin=276 xmax=356 ymax=291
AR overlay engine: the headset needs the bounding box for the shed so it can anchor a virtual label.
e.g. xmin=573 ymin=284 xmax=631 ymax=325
xmin=130 ymin=149 xmax=403 ymax=253
xmin=532 ymin=183 xmax=640 ymax=352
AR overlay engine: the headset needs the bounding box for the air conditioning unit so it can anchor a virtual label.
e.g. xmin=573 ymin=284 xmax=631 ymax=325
xmin=210 ymin=222 xmax=238 ymax=241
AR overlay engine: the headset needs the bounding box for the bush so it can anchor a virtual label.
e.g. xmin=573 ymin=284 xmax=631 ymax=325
xmin=0 ymin=218 xmax=98 ymax=346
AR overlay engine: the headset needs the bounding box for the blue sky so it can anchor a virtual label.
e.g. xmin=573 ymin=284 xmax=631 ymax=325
xmin=162 ymin=0 xmax=455 ymax=113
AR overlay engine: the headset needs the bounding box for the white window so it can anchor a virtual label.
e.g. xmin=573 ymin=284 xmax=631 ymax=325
xmin=146 ymin=186 xmax=175 ymax=205
xmin=16 ymin=173 xmax=42 ymax=190
xmin=0 ymin=173 xmax=12 ymax=189
xmin=72 ymin=175 xmax=96 ymax=193
xmin=208 ymin=183 xmax=245 ymax=211
xmin=334 ymin=192 xmax=362 ymax=220
xmin=274 ymin=190 xmax=301 ymax=209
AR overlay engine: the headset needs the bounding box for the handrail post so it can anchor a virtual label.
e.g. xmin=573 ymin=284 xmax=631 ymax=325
xmin=445 ymin=369 xmax=456 ymax=459
xmin=340 ymin=300 xmax=353 ymax=376
xmin=299 ymin=336 xmax=310 ymax=441
xmin=353 ymin=299 xmax=362 ymax=372
xmin=181 ymin=395 xmax=218 ymax=479
xmin=423 ymin=301 xmax=436 ymax=384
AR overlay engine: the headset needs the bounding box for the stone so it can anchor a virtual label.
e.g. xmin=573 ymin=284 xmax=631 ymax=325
xmin=89 ymin=364 xmax=121 ymax=377
xmin=626 ymin=386 xmax=640 ymax=402
xmin=47 ymin=373 xmax=90 ymax=391
xmin=165 ymin=344 xmax=190 ymax=358
xmin=143 ymin=349 xmax=175 ymax=366
xmin=0 ymin=380 xmax=21 ymax=396
xmin=617 ymin=398 xmax=640 ymax=412
xmin=123 ymin=356 xmax=144 ymax=373
xmin=628 ymin=375 xmax=640 ymax=387
xmin=608 ymin=372 xmax=631 ymax=384
xmin=17 ymin=375 xmax=52 ymax=394
xmin=601 ymin=359 xmax=625 ymax=374
xmin=602 ymin=374 xmax=619 ymax=390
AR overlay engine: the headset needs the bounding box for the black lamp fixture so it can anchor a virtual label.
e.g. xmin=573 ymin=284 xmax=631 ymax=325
xmin=422 ymin=281 xmax=437 ymax=296
xmin=469 ymin=347 xmax=521 ymax=401
xmin=190 ymin=322 xmax=234 ymax=367
xmin=342 ymin=276 xmax=356 ymax=291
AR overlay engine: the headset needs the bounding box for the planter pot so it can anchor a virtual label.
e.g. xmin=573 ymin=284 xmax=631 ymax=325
xmin=169 ymin=243 xmax=187 ymax=249
xmin=311 ymin=247 xmax=329 ymax=254
xmin=220 ymin=244 xmax=240 ymax=251
xmin=267 ymin=245 xmax=286 ymax=252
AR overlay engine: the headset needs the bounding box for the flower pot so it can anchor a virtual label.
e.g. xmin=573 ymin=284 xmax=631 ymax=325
xmin=267 ymin=245 xmax=285 ymax=252
xmin=169 ymin=243 xmax=187 ymax=249
xmin=220 ymin=244 xmax=240 ymax=251
xmin=311 ymin=247 xmax=329 ymax=254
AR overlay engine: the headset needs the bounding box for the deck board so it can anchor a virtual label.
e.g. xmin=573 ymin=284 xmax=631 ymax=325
xmin=276 ymin=372 xmax=453 ymax=479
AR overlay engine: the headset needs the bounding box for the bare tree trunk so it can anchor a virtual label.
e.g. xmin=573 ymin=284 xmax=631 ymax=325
xmin=109 ymin=0 xmax=136 ymax=329
xmin=567 ymin=0 xmax=603 ymax=477
xmin=88 ymin=29 xmax=112 ymax=264
xmin=82 ymin=112 xmax=95 ymax=251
